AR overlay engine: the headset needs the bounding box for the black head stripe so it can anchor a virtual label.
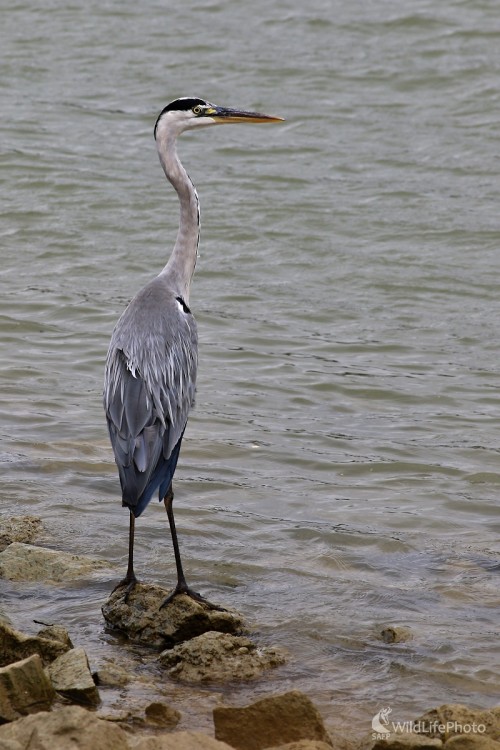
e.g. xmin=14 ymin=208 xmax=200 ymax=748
xmin=154 ymin=97 xmax=208 ymax=138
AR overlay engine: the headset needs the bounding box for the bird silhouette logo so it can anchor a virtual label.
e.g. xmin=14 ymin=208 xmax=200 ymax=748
xmin=372 ymin=707 xmax=392 ymax=735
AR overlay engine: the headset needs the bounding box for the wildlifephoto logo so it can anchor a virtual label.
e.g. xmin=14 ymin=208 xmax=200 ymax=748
xmin=371 ymin=707 xmax=487 ymax=740
xmin=372 ymin=707 xmax=392 ymax=736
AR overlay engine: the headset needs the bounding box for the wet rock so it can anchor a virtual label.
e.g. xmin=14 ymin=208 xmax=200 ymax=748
xmin=380 ymin=626 xmax=413 ymax=644
xmin=47 ymin=646 xmax=100 ymax=706
xmin=0 ymin=654 xmax=55 ymax=723
xmin=144 ymin=700 xmax=181 ymax=728
xmin=36 ymin=623 xmax=74 ymax=650
xmin=0 ymin=611 xmax=13 ymax=628
xmin=102 ymin=583 xmax=244 ymax=649
xmin=0 ymin=704 xmax=130 ymax=749
xmin=94 ymin=662 xmax=130 ymax=688
xmin=134 ymin=731 xmax=235 ymax=750
xmin=0 ymin=516 xmax=42 ymax=552
xmin=0 ymin=620 xmax=71 ymax=667
xmin=445 ymin=737 xmax=500 ymax=750
xmin=159 ymin=630 xmax=286 ymax=683
xmin=371 ymin=735 xmax=442 ymax=750
xmin=213 ymin=690 xmax=333 ymax=749
xmin=414 ymin=706 xmax=500 ymax=742
xmin=0 ymin=542 xmax=110 ymax=582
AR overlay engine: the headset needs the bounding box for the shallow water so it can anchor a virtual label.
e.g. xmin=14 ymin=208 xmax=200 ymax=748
xmin=1 ymin=0 xmax=500 ymax=736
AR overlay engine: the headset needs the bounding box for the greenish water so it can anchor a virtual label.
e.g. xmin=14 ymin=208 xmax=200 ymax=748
xmin=1 ymin=0 xmax=499 ymax=735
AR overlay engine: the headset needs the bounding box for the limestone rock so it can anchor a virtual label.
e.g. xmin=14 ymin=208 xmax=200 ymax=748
xmin=159 ymin=630 xmax=286 ymax=683
xmin=0 ymin=542 xmax=110 ymax=583
xmin=380 ymin=626 xmax=413 ymax=644
xmin=0 ymin=516 xmax=42 ymax=552
xmin=47 ymin=647 xmax=100 ymax=706
xmin=445 ymin=736 xmax=500 ymax=750
xmin=0 ymin=704 xmax=130 ymax=749
xmin=144 ymin=701 xmax=181 ymax=728
xmin=94 ymin=662 xmax=130 ymax=688
xmin=36 ymin=624 xmax=74 ymax=650
xmin=414 ymin=706 xmax=500 ymax=742
xmin=0 ymin=654 xmax=55 ymax=723
xmin=0 ymin=620 xmax=71 ymax=668
xmin=134 ymin=731 xmax=235 ymax=750
xmin=102 ymin=583 xmax=243 ymax=649
xmin=371 ymin=734 xmax=442 ymax=750
xmin=213 ymin=690 xmax=332 ymax=750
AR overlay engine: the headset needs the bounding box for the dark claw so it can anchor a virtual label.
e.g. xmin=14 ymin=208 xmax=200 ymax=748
xmin=111 ymin=574 xmax=138 ymax=603
xmin=160 ymin=582 xmax=227 ymax=611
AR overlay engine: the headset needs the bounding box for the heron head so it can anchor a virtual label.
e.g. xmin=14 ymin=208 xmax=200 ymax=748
xmin=154 ymin=97 xmax=283 ymax=140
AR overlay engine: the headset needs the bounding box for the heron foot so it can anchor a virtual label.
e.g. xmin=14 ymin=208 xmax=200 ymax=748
xmin=160 ymin=582 xmax=226 ymax=611
xmin=111 ymin=573 xmax=138 ymax=603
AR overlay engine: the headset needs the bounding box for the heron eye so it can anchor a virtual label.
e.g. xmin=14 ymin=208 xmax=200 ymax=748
xmin=192 ymin=105 xmax=203 ymax=115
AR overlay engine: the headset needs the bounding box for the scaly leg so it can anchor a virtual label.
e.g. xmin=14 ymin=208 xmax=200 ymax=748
xmin=160 ymin=484 xmax=224 ymax=610
xmin=112 ymin=510 xmax=138 ymax=601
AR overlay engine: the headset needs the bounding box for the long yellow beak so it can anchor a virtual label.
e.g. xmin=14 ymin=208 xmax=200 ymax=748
xmin=209 ymin=106 xmax=284 ymax=124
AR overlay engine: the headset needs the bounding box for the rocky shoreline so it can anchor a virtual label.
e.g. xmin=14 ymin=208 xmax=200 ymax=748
xmin=1 ymin=516 xmax=499 ymax=750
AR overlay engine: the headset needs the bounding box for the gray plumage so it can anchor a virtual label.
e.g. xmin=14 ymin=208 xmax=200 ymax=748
xmin=104 ymin=285 xmax=197 ymax=515
xmin=103 ymin=96 xmax=283 ymax=603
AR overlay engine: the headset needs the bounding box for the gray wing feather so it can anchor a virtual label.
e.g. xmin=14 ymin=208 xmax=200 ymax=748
xmin=103 ymin=280 xmax=197 ymax=505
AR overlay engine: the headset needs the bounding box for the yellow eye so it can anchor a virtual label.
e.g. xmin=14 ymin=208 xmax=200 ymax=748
xmin=192 ymin=105 xmax=203 ymax=115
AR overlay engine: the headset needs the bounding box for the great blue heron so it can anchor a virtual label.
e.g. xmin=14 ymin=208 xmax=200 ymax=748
xmin=104 ymin=97 xmax=283 ymax=606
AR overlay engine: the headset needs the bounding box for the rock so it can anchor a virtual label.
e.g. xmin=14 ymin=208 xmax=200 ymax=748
xmin=0 ymin=542 xmax=110 ymax=582
xmin=93 ymin=662 xmax=130 ymax=688
xmin=0 ymin=704 xmax=130 ymax=749
xmin=380 ymin=626 xmax=413 ymax=644
xmin=144 ymin=701 xmax=181 ymax=728
xmin=272 ymin=743 xmax=335 ymax=750
xmin=414 ymin=706 xmax=500 ymax=742
xmin=445 ymin=737 xmax=500 ymax=750
xmin=47 ymin=647 xmax=100 ymax=706
xmin=159 ymin=630 xmax=286 ymax=683
xmin=0 ymin=516 xmax=42 ymax=552
xmin=0 ymin=611 xmax=13 ymax=628
xmin=213 ymin=690 xmax=333 ymax=750
xmin=0 ymin=654 xmax=55 ymax=723
xmin=134 ymin=731 xmax=235 ymax=750
xmin=102 ymin=584 xmax=244 ymax=649
xmin=371 ymin=735 xmax=442 ymax=750
xmin=36 ymin=624 xmax=74 ymax=650
xmin=0 ymin=620 xmax=71 ymax=668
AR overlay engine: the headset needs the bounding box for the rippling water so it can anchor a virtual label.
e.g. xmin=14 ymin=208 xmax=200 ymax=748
xmin=1 ymin=0 xmax=500 ymax=735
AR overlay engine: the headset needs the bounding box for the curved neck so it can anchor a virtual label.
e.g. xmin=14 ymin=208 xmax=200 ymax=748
xmin=156 ymin=130 xmax=200 ymax=303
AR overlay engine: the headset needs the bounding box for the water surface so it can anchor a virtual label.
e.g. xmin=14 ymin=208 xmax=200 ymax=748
xmin=1 ymin=0 xmax=500 ymax=735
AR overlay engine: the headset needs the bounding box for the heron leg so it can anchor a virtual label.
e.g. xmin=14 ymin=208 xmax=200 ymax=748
xmin=160 ymin=484 xmax=225 ymax=610
xmin=112 ymin=510 xmax=138 ymax=601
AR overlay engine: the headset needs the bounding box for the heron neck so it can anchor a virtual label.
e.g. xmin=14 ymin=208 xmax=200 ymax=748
xmin=156 ymin=132 xmax=200 ymax=303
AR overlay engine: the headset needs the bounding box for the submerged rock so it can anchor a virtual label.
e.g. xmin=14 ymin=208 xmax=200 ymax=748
xmin=144 ymin=700 xmax=181 ymax=728
xmin=102 ymin=583 xmax=244 ymax=649
xmin=47 ymin=647 xmax=100 ymax=707
xmin=0 ymin=654 xmax=55 ymax=723
xmin=0 ymin=542 xmax=110 ymax=583
xmin=0 ymin=620 xmax=71 ymax=668
xmin=379 ymin=626 xmax=413 ymax=644
xmin=159 ymin=630 xmax=286 ymax=683
xmin=213 ymin=690 xmax=333 ymax=750
xmin=93 ymin=661 xmax=130 ymax=688
xmin=0 ymin=516 xmax=42 ymax=552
